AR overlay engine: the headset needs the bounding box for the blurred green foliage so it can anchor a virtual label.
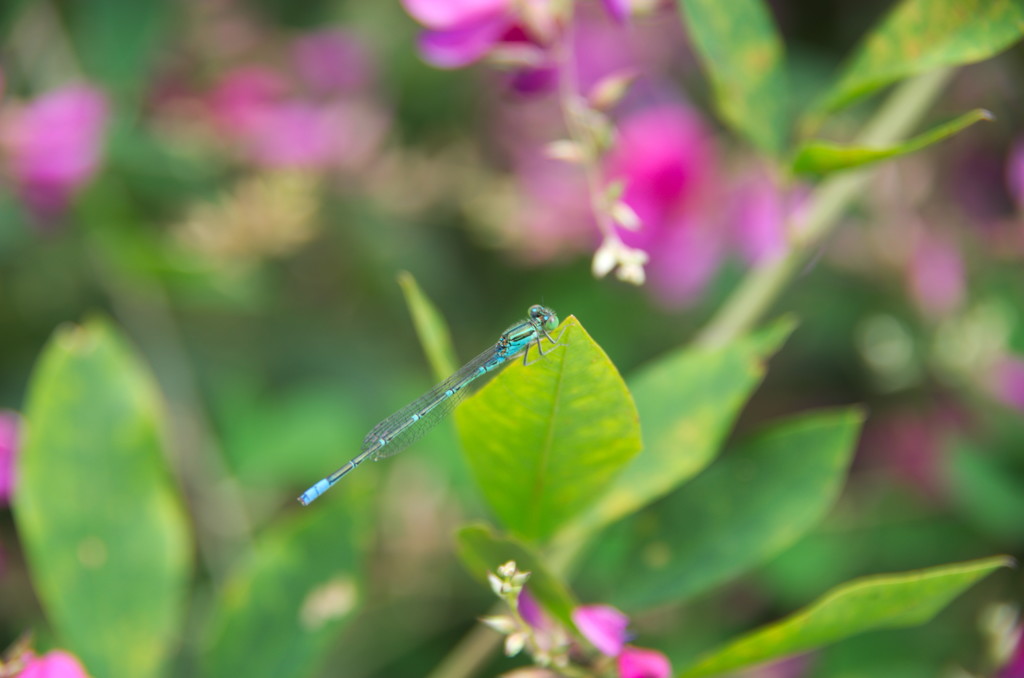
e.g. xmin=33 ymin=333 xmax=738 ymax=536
xmin=1 ymin=0 xmax=1023 ymax=677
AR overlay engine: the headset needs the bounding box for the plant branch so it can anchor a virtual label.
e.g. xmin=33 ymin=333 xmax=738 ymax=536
xmin=695 ymin=68 xmax=955 ymax=348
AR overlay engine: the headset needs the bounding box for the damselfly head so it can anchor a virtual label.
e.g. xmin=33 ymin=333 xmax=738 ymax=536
xmin=528 ymin=304 xmax=559 ymax=331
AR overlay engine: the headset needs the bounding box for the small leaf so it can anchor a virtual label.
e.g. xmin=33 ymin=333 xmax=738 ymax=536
xmin=792 ymin=109 xmax=992 ymax=177
xmin=456 ymin=524 xmax=578 ymax=627
xmin=610 ymin=201 xmax=642 ymax=230
xmin=558 ymin=319 xmax=794 ymax=543
xmin=588 ymin=70 xmax=638 ymax=111
xmin=603 ymin=179 xmax=627 ymax=205
xmin=398 ymin=271 xmax=458 ymax=380
xmin=544 ymin=140 xmax=588 ymax=164
xmin=458 ymin=316 xmax=641 ymax=542
xmin=14 ymin=318 xmax=191 ymax=678
xmin=203 ymin=503 xmax=361 ymax=678
xmin=677 ymin=0 xmax=788 ymax=155
xmin=571 ymin=104 xmax=615 ymax=154
xmin=678 ymin=556 xmax=1014 ymax=677
xmin=593 ymin=409 xmax=863 ymax=610
xmin=812 ymin=0 xmax=1024 ymax=117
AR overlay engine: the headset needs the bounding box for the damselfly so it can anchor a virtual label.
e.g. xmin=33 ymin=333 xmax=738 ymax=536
xmin=298 ymin=304 xmax=560 ymax=505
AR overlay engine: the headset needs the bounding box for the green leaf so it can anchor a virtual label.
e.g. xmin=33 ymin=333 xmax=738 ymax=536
xmin=398 ymin=271 xmax=458 ymax=380
xmin=812 ymin=0 xmax=1024 ymax=117
xmin=558 ymin=321 xmax=794 ymax=543
xmin=63 ymin=0 xmax=175 ymax=102
xmin=458 ymin=316 xmax=641 ymax=543
xmin=678 ymin=555 xmax=1013 ymax=677
xmin=456 ymin=524 xmax=578 ymax=627
xmin=598 ymin=409 xmax=863 ymax=610
xmin=14 ymin=318 xmax=191 ymax=678
xmin=792 ymin=109 xmax=992 ymax=177
xmin=203 ymin=503 xmax=361 ymax=678
xmin=677 ymin=0 xmax=788 ymax=155
xmin=746 ymin=314 xmax=799 ymax=355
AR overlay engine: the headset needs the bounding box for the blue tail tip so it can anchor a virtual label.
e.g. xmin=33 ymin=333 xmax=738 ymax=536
xmin=298 ymin=479 xmax=331 ymax=506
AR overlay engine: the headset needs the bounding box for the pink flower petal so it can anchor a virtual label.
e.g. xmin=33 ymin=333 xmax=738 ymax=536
xmin=999 ymin=626 xmax=1024 ymax=678
xmin=732 ymin=172 xmax=788 ymax=265
xmin=0 ymin=411 xmax=20 ymax=505
xmin=518 ymin=588 xmax=549 ymax=629
xmin=242 ymin=101 xmax=343 ymax=169
xmin=605 ymin=104 xmax=716 ymax=235
xmin=572 ymin=604 xmax=629 ymax=656
xmin=402 ymin=0 xmax=509 ymax=29
xmin=618 ymin=646 xmax=672 ymax=678
xmin=2 ymin=84 xmax=108 ymax=216
xmin=506 ymin=64 xmax=557 ymax=93
xmin=601 ymin=0 xmax=632 ymax=22
xmin=990 ymin=355 xmax=1024 ymax=412
xmin=646 ymin=216 xmax=723 ymax=308
xmin=208 ymin=67 xmax=288 ymax=136
xmin=417 ymin=11 xmax=512 ymax=68
xmin=907 ymin=234 xmax=964 ymax=317
xmin=20 ymin=650 xmax=91 ymax=678
xmin=293 ymin=30 xmax=374 ymax=95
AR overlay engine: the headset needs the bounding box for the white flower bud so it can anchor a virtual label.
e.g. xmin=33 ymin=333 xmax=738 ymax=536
xmin=505 ymin=632 xmax=528 ymax=657
xmin=510 ymin=571 xmax=531 ymax=588
xmin=489 ymin=572 xmax=505 ymax=597
xmin=610 ymin=201 xmax=642 ymax=230
xmin=480 ymin=615 xmax=519 ymax=635
xmin=592 ymin=239 xmax=618 ymax=278
xmin=588 ymin=70 xmax=637 ymax=111
xmin=544 ymin=140 xmax=587 ymax=164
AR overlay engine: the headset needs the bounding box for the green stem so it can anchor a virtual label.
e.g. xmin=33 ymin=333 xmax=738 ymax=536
xmin=696 ymin=68 xmax=954 ymax=347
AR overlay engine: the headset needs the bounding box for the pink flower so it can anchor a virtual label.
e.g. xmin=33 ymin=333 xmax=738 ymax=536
xmin=601 ymin=0 xmax=632 ymax=23
xmin=402 ymin=0 xmax=521 ymax=68
xmin=607 ymin=105 xmax=714 ymax=232
xmin=999 ymin=626 xmax=1024 ymax=678
xmin=572 ymin=604 xmax=630 ymax=656
xmin=2 ymin=85 xmax=108 ymax=218
xmin=518 ymin=588 xmax=549 ymax=629
xmin=989 ymin=355 xmax=1024 ymax=412
xmin=907 ymin=234 xmax=965 ymax=318
xmin=242 ymin=101 xmax=346 ymax=168
xmin=293 ymin=30 xmax=375 ymax=95
xmin=0 ymin=411 xmax=20 ymax=506
xmin=604 ymin=103 xmax=722 ymax=306
xmin=207 ymin=62 xmax=388 ymax=170
xmin=618 ymin=646 xmax=672 ymax=678
xmin=20 ymin=650 xmax=91 ymax=678
xmin=208 ymin=67 xmax=289 ymax=137
xmin=731 ymin=170 xmax=792 ymax=265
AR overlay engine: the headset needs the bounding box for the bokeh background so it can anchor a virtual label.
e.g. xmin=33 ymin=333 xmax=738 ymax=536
xmin=1 ymin=0 xmax=1023 ymax=676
